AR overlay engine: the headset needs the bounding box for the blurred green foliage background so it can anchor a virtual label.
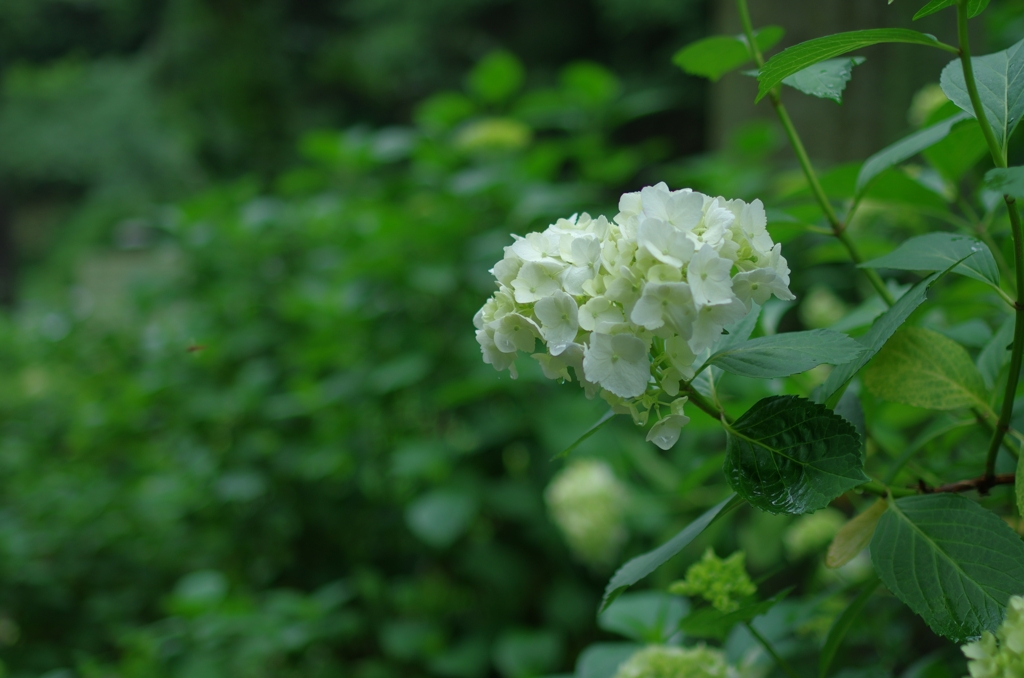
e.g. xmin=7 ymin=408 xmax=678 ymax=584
xmin=2 ymin=1 xmax=1024 ymax=677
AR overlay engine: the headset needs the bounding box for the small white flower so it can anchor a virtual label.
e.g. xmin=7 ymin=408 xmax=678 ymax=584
xmin=690 ymin=298 xmax=746 ymax=354
xmin=535 ymin=290 xmax=579 ymax=350
xmin=477 ymin=328 xmax=518 ymax=378
xmin=646 ymin=397 xmax=690 ymax=450
xmin=630 ymin=282 xmax=694 ymax=335
xmin=688 ymin=244 xmax=735 ymax=309
xmin=579 ymin=297 xmax=625 ymax=333
xmin=637 ymin=218 xmax=695 ymax=268
xmin=699 ymin=198 xmax=736 ymax=248
xmin=493 ymin=313 xmax=542 ymax=353
xmin=583 ymin=333 xmax=650 ymax=398
xmin=732 ymin=268 xmax=777 ymax=309
xmin=491 ymin=255 xmax=523 ymax=287
xmin=511 ymin=260 xmax=565 ymax=303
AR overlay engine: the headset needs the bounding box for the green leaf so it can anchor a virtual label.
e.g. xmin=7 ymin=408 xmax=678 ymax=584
xmin=985 ymin=166 xmax=1024 ymax=199
xmin=859 ymin=232 xmax=999 ymax=287
xmin=600 ymin=494 xmax=744 ymax=611
xmin=781 ymin=56 xmax=865 ymax=103
xmin=672 ymin=27 xmax=784 ymax=82
xmin=863 ymin=327 xmax=989 ymax=411
xmin=940 ymin=37 xmax=1024 ymax=153
xmin=674 ymin=31 xmax=782 ymax=83
xmin=819 ymin=272 xmax=943 ymax=406
xmin=871 ymin=494 xmax=1024 ymax=642
xmin=978 ymin=316 xmax=1014 ymax=390
xmin=598 ymin=592 xmax=687 ymax=643
xmin=723 ymin=396 xmax=866 ymax=515
xmin=708 ymin=329 xmax=863 ymax=379
xmin=757 ymin=29 xmax=956 ymax=102
xmin=819 ymin=576 xmax=881 ymax=678
xmin=676 ymin=588 xmax=792 ymax=641
xmin=924 ymin=119 xmax=989 ymax=183
xmin=913 ymin=0 xmax=990 ymax=19
xmin=856 ymin=112 xmax=971 ymax=195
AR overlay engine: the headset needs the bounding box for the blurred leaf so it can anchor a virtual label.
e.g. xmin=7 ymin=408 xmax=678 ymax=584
xmin=672 ymin=27 xmax=784 ymax=82
xmin=782 ymin=56 xmax=865 ymax=103
xmin=724 ymin=396 xmax=866 ymax=515
xmin=985 ymin=165 xmax=1024 ymax=199
xmin=560 ymin=62 xmax=621 ymax=106
xmin=819 ymin=576 xmax=881 ymax=678
xmin=871 ymin=494 xmax=1024 ymax=642
xmin=977 ymin=317 xmax=1014 ymax=390
xmin=856 ymin=113 xmax=970 ymax=195
xmin=860 ymin=232 xmax=999 ymax=287
xmin=863 ymin=327 xmax=989 ymax=411
xmin=574 ymin=643 xmax=641 ymax=678
xmin=601 ymin=494 xmax=743 ymax=611
xmin=467 ymin=51 xmax=525 ymax=104
xmin=924 ymin=119 xmax=987 ymax=183
xmin=758 ymin=30 xmax=955 ymax=102
xmin=826 ymin=499 xmax=887 ymax=568
xmin=597 ymin=591 xmax=687 ymax=643
xmin=940 ymin=37 xmax=1024 ymax=152
xmin=707 ymin=329 xmax=863 ymax=378
xmin=494 ymin=630 xmax=563 ymax=678
xmin=405 ymin=489 xmax=478 ymax=548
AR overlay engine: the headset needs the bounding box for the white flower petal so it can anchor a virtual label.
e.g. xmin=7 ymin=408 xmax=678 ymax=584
xmin=582 ymin=333 xmax=650 ymax=398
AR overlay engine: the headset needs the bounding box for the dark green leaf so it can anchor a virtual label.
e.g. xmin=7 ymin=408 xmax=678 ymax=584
xmin=986 ymin=166 xmax=1024 ymax=200
xmin=856 ymin=113 xmax=971 ymax=195
xmin=782 ymin=56 xmax=865 ymax=103
xmin=940 ymin=37 xmax=1024 ymax=153
xmin=819 ymin=576 xmax=881 ymax=678
xmin=860 ymin=232 xmax=999 ymax=287
xmin=819 ymin=272 xmax=944 ymax=407
xmin=467 ymin=51 xmax=525 ymax=103
xmin=676 ymin=588 xmax=792 ymax=641
xmin=871 ymin=494 xmax=1024 ymax=642
xmin=601 ymin=494 xmax=744 ymax=611
xmin=723 ymin=396 xmax=866 ymax=515
xmin=708 ymin=329 xmax=863 ymax=378
xmin=757 ymin=29 xmax=957 ymax=102
xmin=673 ymin=27 xmax=784 ymax=82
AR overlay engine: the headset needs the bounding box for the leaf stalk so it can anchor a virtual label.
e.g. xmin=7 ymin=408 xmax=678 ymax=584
xmin=743 ymin=620 xmax=801 ymax=678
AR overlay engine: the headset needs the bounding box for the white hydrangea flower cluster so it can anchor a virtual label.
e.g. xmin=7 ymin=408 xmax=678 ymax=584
xmin=474 ymin=183 xmax=794 ymax=449
xmin=545 ymin=459 xmax=628 ymax=567
xmin=962 ymin=595 xmax=1024 ymax=678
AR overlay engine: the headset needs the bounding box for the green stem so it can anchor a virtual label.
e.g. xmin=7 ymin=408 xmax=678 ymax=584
xmin=737 ymin=0 xmax=895 ymax=307
xmin=681 ymin=381 xmax=734 ymax=425
xmin=861 ymin=479 xmax=917 ymax=498
xmin=743 ymin=621 xmax=801 ymax=678
xmin=957 ymin=1 xmax=1024 ymax=485
xmin=957 ymin=2 xmax=1006 ymax=167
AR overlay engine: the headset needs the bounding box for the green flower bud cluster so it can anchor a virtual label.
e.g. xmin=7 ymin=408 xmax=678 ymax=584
xmin=669 ymin=548 xmax=756 ymax=613
xmin=612 ymin=644 xmax=736 ymax=678
xmin=963 ymin=595 xmax=1024 ymax=678
xmin=544 ymin=459 xmax=628 ymax=566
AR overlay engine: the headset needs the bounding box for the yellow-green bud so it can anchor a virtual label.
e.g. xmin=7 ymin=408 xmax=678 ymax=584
xmin=668 ymin=548 xmax=756 ymax=613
